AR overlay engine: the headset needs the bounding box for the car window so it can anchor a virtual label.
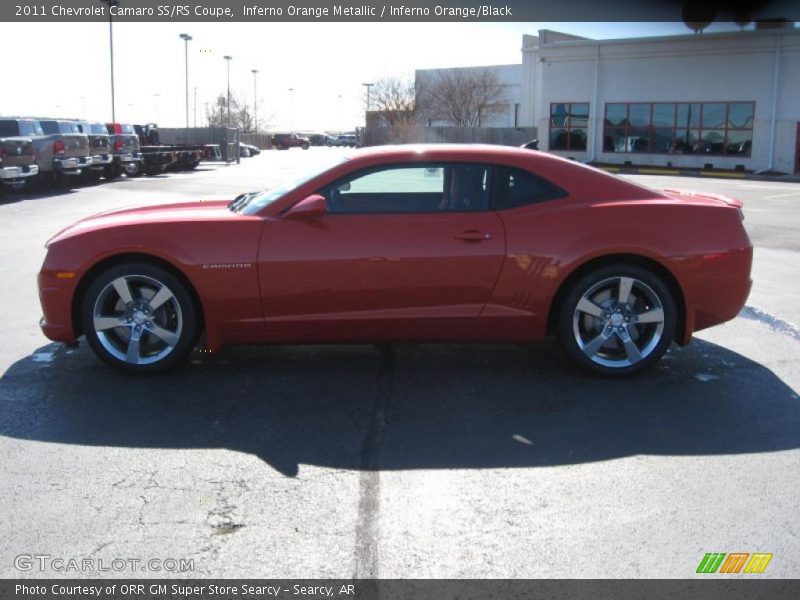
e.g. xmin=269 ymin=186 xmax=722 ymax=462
xmin=58 ymin=122 xmax=81 ymax=134
xmin=326 ymin=164 xmax=491 ymax=214
xmin=0 ymin=121 xmax=18 ymax=136
xmin=90 ymin=123 xmax=107 ymax=134
xmin=40 ymin=121 xmax=59 ymax=134
xmin=492 ymin=167 xmax=568 ymax=210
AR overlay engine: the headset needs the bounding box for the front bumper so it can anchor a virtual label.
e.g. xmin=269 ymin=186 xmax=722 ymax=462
xmin=0 ymin=163 xmax=38 ymax=181
xmin=54 ymin=155 xmax=93 ymax=174
xmin=38 ymin=268 xmax=79 ymax=345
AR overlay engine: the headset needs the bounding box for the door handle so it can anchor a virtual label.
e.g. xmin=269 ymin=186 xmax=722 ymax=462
xmin=454 ymin=230 xmax=492 ymax=241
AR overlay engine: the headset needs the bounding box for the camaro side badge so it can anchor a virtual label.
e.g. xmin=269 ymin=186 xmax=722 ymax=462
xmin=202 ymin=263 xmax=253 ymax=270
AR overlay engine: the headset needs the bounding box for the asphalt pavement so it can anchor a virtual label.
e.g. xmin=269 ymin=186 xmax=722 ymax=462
xmin=0 ymin=149 xmax=798 ymax=579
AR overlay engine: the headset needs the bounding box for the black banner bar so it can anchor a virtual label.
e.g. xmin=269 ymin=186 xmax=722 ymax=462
xmin=3 ymin=0 xmax=800 ymax=22
xmin=4 ymin=580 xmax=800 ymax=600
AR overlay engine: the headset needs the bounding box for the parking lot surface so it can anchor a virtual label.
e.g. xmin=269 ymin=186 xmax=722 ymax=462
xmin=1 ymin=149 xmax=799 ymax=578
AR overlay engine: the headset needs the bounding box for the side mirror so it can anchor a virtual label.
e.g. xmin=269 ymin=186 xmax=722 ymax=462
xmin=284 ymin=194 xmax=327 ymax=220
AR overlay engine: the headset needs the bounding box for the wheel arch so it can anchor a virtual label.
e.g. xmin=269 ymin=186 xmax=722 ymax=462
xmin=71 ymin=252 xmax=205 ymax=339
xmin=546 ymin=253 xmax=687 ymax=344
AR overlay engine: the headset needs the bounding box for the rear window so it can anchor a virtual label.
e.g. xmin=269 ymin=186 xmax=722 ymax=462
xmin=0 ymin=121 xmax=19 ymax=136
xmin=40 ymin=121 xmax=60 ymax=134
xmin=90 ymin=123 xmax=107 ymax=134
xmin=120 ymin=124 xmax=135 ymax=134
xmin=58 ymin=122 xmax=82 ymax=134
xmin=492 ymin=167 xmax=568 ymax=210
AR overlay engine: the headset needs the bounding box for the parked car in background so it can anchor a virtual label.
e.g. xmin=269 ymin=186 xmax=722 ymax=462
xmin=0 ymin=134 xmax=38 ymax=192
xmin=0 ymin=118 xmax=91 ymax=187
xmin=270 ymin=133 xmax=310 ymax=150
xmin=75 ymin=121 xmax=112 ymax=181
xmin=303 ymin=133 xmax=336 ymax=147
xmin=332 ymin=134 xmax=357 ymax=148
xmin=240 ymin=143 xmax=260 ymax=156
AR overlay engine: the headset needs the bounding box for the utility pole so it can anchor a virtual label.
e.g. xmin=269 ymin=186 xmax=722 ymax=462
xmin=179 ymin=33 xmax=193 ymax=129
xmin=251 ymin=69 xmax=259 ymax=133
xmin=223 ymin=55 xmax=233 ymax=127
xmin=100 ymin=0 xmax=119 ymax=122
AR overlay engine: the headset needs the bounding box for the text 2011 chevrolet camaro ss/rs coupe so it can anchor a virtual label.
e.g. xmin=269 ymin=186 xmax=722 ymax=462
xmin=38 ymin=145 xmax=752 ymax=376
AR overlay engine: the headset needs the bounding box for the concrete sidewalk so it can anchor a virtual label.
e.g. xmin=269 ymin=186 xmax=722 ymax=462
xmin=597 ymin=164 xmax=800 ymax=183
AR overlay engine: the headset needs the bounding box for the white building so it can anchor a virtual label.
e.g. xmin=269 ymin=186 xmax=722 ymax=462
xmin=423 ymin=26 xmax=800 ymax=174
xmin=415 ymin=64 xmax=523 ymax=127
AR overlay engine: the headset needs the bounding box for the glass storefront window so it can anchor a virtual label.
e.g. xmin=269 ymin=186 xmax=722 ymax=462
xmin=603 ymin=101 xmax=753 ymax=156
xmin=549 ymin=102 xmax=589 ymax=152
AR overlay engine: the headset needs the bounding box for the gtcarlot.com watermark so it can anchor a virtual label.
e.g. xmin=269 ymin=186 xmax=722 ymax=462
xmin=14 ymin=553 xmax=194 ymax=573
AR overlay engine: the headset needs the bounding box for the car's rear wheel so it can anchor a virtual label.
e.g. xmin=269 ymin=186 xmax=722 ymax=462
xmin=556 ymin=264 xmax=676 ymax=376
xmin=81 ymin=263 xmax=199 ymax=373
xmin=301 ymin=142 xmax=309 ymax=150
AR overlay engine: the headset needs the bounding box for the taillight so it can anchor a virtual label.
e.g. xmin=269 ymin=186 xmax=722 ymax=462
xmin=53 ymin=140 xmax=65 ymax=155
xmin=114 ymin=139 xmax=123 ymax=152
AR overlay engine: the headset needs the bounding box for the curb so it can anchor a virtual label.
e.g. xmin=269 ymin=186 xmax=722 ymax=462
xmin=598 ymin=165 xmax=800 ymax=183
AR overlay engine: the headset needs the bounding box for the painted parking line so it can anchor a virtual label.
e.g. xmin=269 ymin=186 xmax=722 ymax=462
xmin=763 ymin=192 xmax=800 ymax=199
xmin=638 ymin=168 xmax=681 ymax=175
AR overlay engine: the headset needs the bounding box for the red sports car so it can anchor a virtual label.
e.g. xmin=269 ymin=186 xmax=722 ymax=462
xmin=38 ymin=145 xmax=752 ymax=376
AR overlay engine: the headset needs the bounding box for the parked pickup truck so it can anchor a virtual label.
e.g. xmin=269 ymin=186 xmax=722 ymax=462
xmin=39 ymin=120 xmax=94 ymax=182
xmin=0 ymin=118 xmax=91 ymax=186
xmin=0 ymin=135 xmax=38 ymax=191
xmin=271 ymin=132 xmax=310 ymax=150
xmin=105 ymin=123 xmax=144 ymax=178
xmin=75 ymin=121 xmax=113 ymax=181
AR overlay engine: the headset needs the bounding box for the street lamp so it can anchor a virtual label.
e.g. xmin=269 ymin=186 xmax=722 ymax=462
xmin=223 ymin=55 xmax=233 ymax=127
xmin=179 ymin=33 xmax=192 ymax=129
xmin=362 ymin=82 xmax=374 ymax=126
xmin=251 ymin=69 xmax=259 ymax=133
xmin=99 ymin=0 xmax=120 ymax=122
xmin=288 ymin=87 xmax=295 ymax=131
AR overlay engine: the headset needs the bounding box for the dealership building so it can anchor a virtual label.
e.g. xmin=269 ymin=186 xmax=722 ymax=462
xmin=418 ymin=25 xmax=800 ymax=173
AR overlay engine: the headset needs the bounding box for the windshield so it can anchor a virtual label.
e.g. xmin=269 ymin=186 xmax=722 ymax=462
xmin=240 ymin=155 xmax=349 ymax=215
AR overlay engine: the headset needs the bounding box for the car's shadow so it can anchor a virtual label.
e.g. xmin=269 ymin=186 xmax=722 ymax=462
xmin=1 ymin=339 xmax=798 ymax=476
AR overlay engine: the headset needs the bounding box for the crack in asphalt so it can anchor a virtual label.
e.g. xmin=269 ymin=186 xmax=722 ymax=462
xmin=353 ymin=345 xmax=394 ymax=579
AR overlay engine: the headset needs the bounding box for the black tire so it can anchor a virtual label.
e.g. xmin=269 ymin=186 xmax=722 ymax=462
xmin=81 ymin=262 xmax=200 ymax=373
xmin=301 ymin=142 xmax=309 ymax=150
xmin=556 ymin=263 xmax=676 ymax=377
xmin=104 ymin=164 xmax=121 ymax=180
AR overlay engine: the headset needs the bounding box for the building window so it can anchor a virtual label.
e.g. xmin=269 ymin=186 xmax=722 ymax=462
xmin=603 ymin=101 xmax=754 ymax=156
xmin=549 ymin=103 xmax=589 ymax=151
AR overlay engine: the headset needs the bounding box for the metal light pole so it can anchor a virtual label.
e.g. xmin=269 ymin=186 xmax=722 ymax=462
xmin=100 ymin=0 xmax=119 ymax=122
xmin=251 ymin=69 xmax=258 ymax=133
xmin=337 ymin=93 xmax=342 ymax=133
xmin=288 ymin=88 xmax=295 ymax=131
xmin=223 ymin=55 xmax=233 ymax=127
xmin=179 ymin=33 xmax=192 ymax=129
xmin=362 ymin=82 xmax=374 ymax=126
xmin=193 ymin=87 xmax=197 ymax=127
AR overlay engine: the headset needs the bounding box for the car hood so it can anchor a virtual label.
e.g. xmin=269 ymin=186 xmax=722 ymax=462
xmin=47 ymin=200 xmax=237 ymax=245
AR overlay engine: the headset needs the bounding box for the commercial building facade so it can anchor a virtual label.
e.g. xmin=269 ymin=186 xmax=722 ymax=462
xmin=421 ymin=26 xmax=800 ymax=173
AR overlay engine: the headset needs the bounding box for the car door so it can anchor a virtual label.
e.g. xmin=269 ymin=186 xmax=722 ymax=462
xmin=257 ymin=163 xmax=506 ymax=339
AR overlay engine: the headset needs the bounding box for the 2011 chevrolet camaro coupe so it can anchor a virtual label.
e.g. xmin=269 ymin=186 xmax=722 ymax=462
xmin=38 ymin=145 xmax=752 ymax=376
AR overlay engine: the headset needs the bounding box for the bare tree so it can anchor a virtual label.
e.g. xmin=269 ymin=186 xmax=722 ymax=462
xmin=368 ymin=77 xmax=417 ymax=128
xmin=417 ymin=68 xmax=509 ymax=127
xmin=205 ymin=91 xmax=270 ymax=132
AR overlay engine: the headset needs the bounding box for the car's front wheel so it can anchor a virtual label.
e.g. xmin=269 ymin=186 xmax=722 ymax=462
xmin=81 ymin=263 xmax=199 ymax=373
xmin=556 ymin=264 xmax=676 ymax=376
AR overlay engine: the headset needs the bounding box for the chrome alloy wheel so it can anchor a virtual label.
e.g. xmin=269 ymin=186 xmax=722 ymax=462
xmin=92 ymin=275 xmax=183 ymax=366
xmin=572 ymin=276 xmax=665 ymax=369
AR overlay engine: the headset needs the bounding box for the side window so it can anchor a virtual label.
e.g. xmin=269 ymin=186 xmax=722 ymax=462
xmin=493 ymin=167 xmax=568 ymax=210
xmin=326 ymin=164 xmax=490 ymax=214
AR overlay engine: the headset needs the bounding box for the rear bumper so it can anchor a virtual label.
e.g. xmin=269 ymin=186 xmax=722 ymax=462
xmin=54 ymin=156 xmax=93 ymax=173
xmin=89 ymin=153 xmax=113 ymax=169
xmin=0 ymin=164 xmax=38 ymax=180
xmin=113 ymin=152 xmax=143 ymax=164
xmin=681 ymin=245 xmax=753 ymax=343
